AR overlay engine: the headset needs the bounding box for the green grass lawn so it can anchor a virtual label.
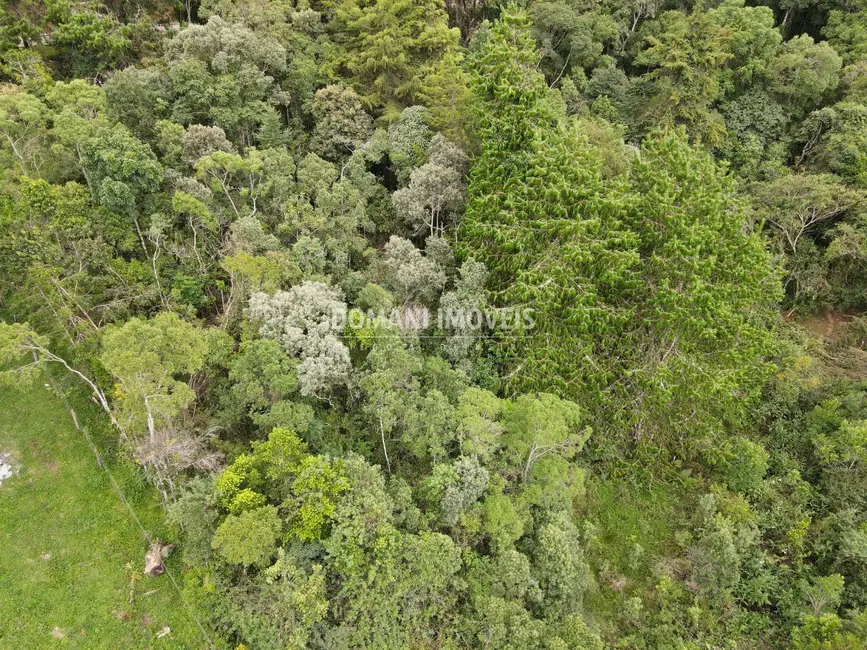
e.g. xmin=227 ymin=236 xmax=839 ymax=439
xmin=0 ymin=375 xmax=211 ymax=649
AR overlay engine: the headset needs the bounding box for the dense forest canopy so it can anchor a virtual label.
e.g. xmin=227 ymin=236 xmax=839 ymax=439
xmin=2 ymin=0 xmax=867 ymax=648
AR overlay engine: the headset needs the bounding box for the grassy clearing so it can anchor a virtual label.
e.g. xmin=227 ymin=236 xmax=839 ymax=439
xmin=0 ymin=375 xmax=210 ymax=649
xmin=582 ymin=477 xmax=682 ymax=628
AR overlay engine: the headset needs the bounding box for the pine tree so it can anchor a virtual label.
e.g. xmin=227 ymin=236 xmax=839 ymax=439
xmin=461 ymin=9 xmax=781 ymax=444
xmin=624 ymin=129 xmax=782 ymax=441
xmin=330 ymin=0 xmax=462 ymax=120
xmin=460 ymin=7 xmax=639 ymax=400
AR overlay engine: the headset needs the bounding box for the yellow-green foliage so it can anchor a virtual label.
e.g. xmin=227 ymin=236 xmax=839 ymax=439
xmin=214 ymin=427 xmax=349 ymax=543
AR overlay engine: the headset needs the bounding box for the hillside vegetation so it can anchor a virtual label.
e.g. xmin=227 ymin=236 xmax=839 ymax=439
xmin=1 ymin=0 xmax=867 ymax=648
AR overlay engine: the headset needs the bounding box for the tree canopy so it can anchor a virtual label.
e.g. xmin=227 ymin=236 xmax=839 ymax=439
xmin=3 ymin=0 xmax=867 ymax=648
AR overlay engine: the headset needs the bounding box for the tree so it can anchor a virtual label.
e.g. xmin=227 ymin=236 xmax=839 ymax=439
xmin=708 ymin=0 xmax=780 ymax=93
xmin=469 ymin=595 xmax=548 ymax=650
xmin=814 ymin=417 xmax=867 ymax=472
xmin=164 ymin=16 xmax=286 ymax=145
xmin=46 ymin=80 xmax=108 ymax=152
xmin=439 ymin=258 xmax=488 ymax=364
xmin=79 ymin=123 xmax=163 ymax=257
xmin=824 ymin=9 xmax=867 ymax=66
xmin=0 ymin=321 xmax=117 ymax=431
xmin=626 ymin=130 xmax=782 ymax=440
xmin=221 ymin=338 xmax=300 ymax=428
xmin=324 ymin=513 xmax=464 ymax=647
xmin=751 ymin=173 xmax=863 ymax=308
xmin=197 ymin=0 xmax=327 ymax=119
xmin=481 ymin=483 xmax=524 ymax=550
xmin=460 ymin=7 xmax=639 ymax=400
xmin=633 ymin=10 xmax=732 ymax=145
xmin=443 ymin=0 xmax=491 ymax=43
xmin=217 ymin=428 xmax=301 ymax=506
xmin=799 ymin=102 xmax=867 ymax=185
xmin=104 ymin=67 xmax=172 ymax=140
xmin=397 ymin=531 xmax=463 ymax=635
xmin=217 ymin=550 xmax=328 ymax=650
xmin=686 ymin=497 xmax=744 ymax=603
xmin=100 ymin=312 xmax=217 ymax=441
xmin=532 ymin=511 xmax=591 ymax=618
xmin=387 ymin=105 xmax=433 ymax=182
xmin=380 ymin=236 xmax=446 ymax=305
xmin=358 ymin=330 xmax=422 ymax=473
xmin=0 ymin=175 xmax=133 ymax=340
xmin=288 ymin=455 xmax=350 ymax=541
xmin=718 ymin=88 xmax=787 ymax=177
xmin=227 ymin=215 xmax=279 ymax=255
xmin=182 ymin=124 xmax=235 ymax=166
xmin=770 ymin=35 xmax=841 ymax=112
xmin=212 ymin=505 xmax=283 ymax=567
xmin=2 ymin=316 xmax=225 ymax=497
xmin=309 ymin=85 xmax=374 ymax=161
xmin=456 ymin=387 xmax=505 ymax=462
xmin=415 ymin=50 xmax=474 ymax=146
xmin=292 ymin=151 xmax=373 ymax=273
xmin=791 ymin=613 xmax=862 ymax=650
xmin=166 ymin=476 xmax=220 ymax=566
xmin=392 ymin=134 xmax=467 ymax=236
xmin=0 ymin=86 xmax=49 ymax=177
xmin=401 ymin=388 xmax=455 ymax=462
xmin=502 ymin=393 xmax=587 ymax=484
xmin=247 ymin=283 xmax=351 ymax=397
xmin=422 ymin=455 xmax=489 ymax=526
xmin=215 ymin=426 xmax=349 ymax=546
xmin=49 ymin=3 xmax=134 ymax=78
xmin=194 ymin=148 xmax=266 ymax=221
xmin=329 ymin=0 xmax=462 ymax=119
xmin=532 ymin=0 xmax=618 ymax=80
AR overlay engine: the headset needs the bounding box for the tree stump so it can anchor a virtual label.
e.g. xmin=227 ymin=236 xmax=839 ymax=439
xmin=144 ymin=540 xmax=174 ymax=576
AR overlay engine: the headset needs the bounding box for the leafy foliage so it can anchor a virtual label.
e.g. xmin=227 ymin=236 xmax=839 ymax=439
xmin=4 ymin=1 xmax=867 ymax=648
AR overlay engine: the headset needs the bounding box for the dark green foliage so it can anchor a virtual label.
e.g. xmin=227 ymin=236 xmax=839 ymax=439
xmin=633 ymin=9 xmax=732 ymax=145
xmin=212 ymin=505 xmax=283 ymax=567
xmin=329 ymin=0 xmax=463 ymax=120
xmin=625 ymin=130 xmax=782 ymax=439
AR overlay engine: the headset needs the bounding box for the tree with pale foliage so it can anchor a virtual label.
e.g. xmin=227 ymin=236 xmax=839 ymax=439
xmin=392 ymin=135 xmax=467 ymax=236
xmin=247 ymin=282 xmax=351 ymax=397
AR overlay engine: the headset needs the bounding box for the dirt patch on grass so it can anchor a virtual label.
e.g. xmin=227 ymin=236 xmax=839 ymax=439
xmin=0 ymin=452 xmax=14 ymax=486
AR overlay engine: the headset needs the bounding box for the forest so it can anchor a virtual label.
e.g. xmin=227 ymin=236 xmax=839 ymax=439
xmin=1 ymin=0 xmax=867 ymax=647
